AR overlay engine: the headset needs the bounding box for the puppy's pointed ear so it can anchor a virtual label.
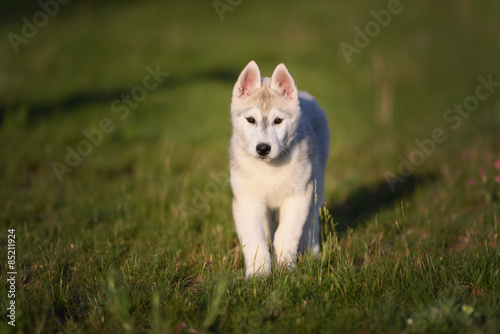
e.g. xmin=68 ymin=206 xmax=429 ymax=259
xmin=233 ymin=60 xmax=261 ymax=98
xmin=270 ymin=63 xmax=298 ymax=100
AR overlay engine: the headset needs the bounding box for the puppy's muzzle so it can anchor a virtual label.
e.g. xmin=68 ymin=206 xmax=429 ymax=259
xmin=256 ymin=143 xmax=271 ymax=156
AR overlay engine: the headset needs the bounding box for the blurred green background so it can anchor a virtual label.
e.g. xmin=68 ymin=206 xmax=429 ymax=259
xmin=0 ymin=0 xmax=499 ymax=332
xmin=1 ymin=0 xmax=499 ymax=191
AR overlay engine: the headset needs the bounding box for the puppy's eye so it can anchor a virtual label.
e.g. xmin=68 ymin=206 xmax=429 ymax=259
xmin=274 ymin=117 xmax=283 ymax=124
xmin=246 ymin=117 xmax=255 ymax=124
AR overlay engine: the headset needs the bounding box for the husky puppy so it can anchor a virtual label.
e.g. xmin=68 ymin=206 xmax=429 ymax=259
xmin=229 ymin=61 xmax=329 ymax=276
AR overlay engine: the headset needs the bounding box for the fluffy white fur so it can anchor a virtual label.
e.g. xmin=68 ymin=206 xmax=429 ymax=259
xmin=229 ymin=61 xmax=330 ymax=277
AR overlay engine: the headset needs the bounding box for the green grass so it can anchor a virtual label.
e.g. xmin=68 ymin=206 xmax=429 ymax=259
xmin=0 ymin=0 xmax=499 ymax=333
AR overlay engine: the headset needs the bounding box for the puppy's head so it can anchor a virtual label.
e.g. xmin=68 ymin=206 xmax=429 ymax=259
xmin=231 ymin=61 xmax=300 ymax=161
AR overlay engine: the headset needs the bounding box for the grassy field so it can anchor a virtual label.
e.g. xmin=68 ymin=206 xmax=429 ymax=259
xmin=1 ymin=0 xmax=499 ymax=333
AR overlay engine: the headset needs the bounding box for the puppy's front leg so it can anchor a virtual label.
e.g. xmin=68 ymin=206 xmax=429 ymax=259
xmin=273 ymin=182 xmax=314 ymax=268
xmin=233 ymin=197 xmax=272 ymax=277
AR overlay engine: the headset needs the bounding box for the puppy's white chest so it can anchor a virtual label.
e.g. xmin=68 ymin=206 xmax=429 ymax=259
xmin=242 ymin=160 xmax=309 ymax=207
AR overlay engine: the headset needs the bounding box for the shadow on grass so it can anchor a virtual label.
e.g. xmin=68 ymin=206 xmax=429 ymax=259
xmin=0 ymin=90 xmax=129 ymax=125
xmin=0 ymin=67 xmax=240 ymax=126
xmin=328 ymin=174 xmax=438 ymax=234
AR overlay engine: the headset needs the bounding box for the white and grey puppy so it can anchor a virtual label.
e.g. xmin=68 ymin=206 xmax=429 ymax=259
xmin=229 ymin=61 xmax=329 ymax=277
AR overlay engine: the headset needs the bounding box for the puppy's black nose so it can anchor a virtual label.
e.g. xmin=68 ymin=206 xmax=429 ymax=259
xmin=256 ymin=143 xmax=271 ymax=156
